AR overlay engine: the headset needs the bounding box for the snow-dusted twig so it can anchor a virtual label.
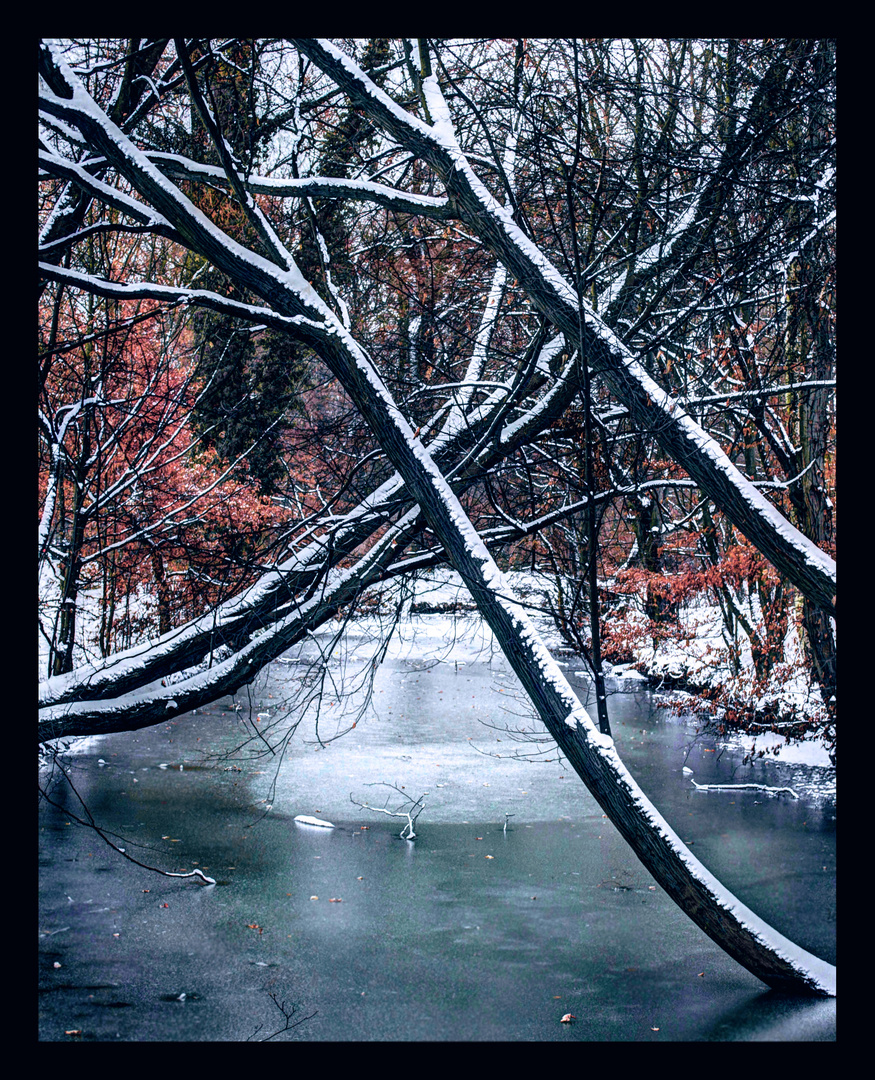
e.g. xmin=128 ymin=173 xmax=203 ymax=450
xmin=155 ymin=866 xmax=217 ymax=883
xmin=690 ymin=780 xmax=799 ymax=798
xmin=351 ymin=783 xmax=425 ymax=839
xmin=39 ymin=755 xmax=217 ymax=883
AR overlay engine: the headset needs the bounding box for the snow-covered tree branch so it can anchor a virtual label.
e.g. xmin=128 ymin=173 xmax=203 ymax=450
xmin=38 ymin=38 xmax=836 ymax=996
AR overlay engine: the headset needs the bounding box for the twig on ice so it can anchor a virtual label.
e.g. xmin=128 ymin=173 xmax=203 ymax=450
xmin=247 ymin=992 xmax=316 ymax=1041
xmin=350 ymin=782 xmax=425 ymax=839
xmin=39 ymin=755 xmax=217 ymax=883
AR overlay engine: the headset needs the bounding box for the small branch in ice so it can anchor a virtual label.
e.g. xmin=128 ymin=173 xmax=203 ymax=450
xmin=160 ymin=867 xmax=217 ymax=884
xmin=39 ymin=756 xmax=217 ymax=883
xmin=247 ymin=992 xmax=317 ymax=1041
xmin=351 ymin=783 xmax=425 ymax=839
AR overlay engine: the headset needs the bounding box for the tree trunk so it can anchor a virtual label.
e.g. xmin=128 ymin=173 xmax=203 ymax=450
xmin=312 ymin=334 xmax=835 ymax=996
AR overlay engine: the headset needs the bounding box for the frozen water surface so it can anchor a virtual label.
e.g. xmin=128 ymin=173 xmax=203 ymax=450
xmin=39 ymin=629 xmax=834 ymax=1042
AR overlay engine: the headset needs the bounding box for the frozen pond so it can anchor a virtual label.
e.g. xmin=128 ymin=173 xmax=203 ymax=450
xmin=39 ymin=622 xmax=835 ymax=1041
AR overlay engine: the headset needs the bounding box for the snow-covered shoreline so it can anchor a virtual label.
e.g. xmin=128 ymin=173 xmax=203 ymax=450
xmin=342 ymin=568 xmax=836 ymax=769
xmin=40 ymin=565 xmax=835 ymax=770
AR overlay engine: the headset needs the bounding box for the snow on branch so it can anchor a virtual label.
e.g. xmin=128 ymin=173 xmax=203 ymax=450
xmin=351 ymin=783 xmax=426 ymax=840
xmin=691 ymin=781 xmax=799 ymax=798
xmin=291 ymin=39 xmax=836 ymax=617
xmin=146 ymin=152 xmax=454 ymax=219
